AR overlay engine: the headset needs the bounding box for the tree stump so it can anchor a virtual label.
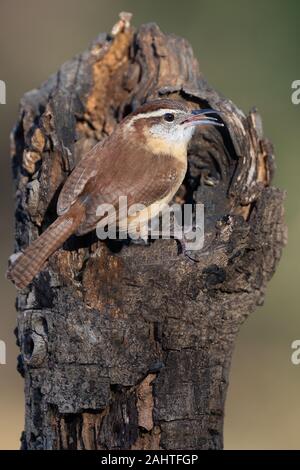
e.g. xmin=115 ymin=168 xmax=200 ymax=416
xmin=11 ymin=14 xmax=286 ymax=450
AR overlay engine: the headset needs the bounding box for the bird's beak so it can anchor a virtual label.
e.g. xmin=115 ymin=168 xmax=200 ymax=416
xmin=182 ymin=109 xmax=224 ymax=127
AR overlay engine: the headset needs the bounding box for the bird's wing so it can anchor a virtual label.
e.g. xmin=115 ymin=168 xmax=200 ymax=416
xmin=57 ymin=140 xmax=106 ymax=216
xmin=76 ymin=152 xmax=185 ymax=235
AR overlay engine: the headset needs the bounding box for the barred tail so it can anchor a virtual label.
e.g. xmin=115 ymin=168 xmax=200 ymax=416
xmin=7 ymin=206 xmax=83 ymax=289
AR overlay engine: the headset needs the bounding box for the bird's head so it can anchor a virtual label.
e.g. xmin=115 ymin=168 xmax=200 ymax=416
xmin=123 ymin=99 xmax=224 ymax=158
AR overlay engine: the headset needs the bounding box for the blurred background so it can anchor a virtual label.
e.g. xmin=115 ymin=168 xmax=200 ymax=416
xmin=0 ymin=0 xmax=299 ymax=450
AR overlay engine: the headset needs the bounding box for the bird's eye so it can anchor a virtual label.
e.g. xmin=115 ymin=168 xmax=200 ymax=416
xmin=164 ymin=113 xmax=175 ymax=122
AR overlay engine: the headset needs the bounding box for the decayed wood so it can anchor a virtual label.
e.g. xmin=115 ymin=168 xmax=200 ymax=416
xmin=11 ymin=14 xmax=286 ymax=450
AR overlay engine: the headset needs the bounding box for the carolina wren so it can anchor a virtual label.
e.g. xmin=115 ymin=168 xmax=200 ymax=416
xmin=8 ymin=99 xmax=223 ymax=289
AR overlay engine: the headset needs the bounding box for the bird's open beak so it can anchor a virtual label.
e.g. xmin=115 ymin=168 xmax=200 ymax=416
xmin=182 ymin=109 xmax=224 ymax=127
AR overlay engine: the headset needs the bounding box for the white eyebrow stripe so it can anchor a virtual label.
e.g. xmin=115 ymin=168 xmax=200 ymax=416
xmin=126 ymin=108 xmax=183 ymax=128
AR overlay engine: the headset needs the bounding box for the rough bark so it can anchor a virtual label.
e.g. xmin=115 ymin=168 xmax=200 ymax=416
xmin=11 ymin=14 xmax=286 ymax=450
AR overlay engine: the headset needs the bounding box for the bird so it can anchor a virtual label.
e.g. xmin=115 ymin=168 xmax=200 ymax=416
xmin=7 ymin=99 xmax=223 ymax=289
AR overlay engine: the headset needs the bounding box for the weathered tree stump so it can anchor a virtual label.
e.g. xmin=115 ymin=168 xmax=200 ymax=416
xmin=11 ymin=14 xmax=286 ymax=450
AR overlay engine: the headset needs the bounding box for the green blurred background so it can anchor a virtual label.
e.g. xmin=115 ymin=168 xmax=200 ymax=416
xmin=0 ymin=0 xmax=299 ymax=449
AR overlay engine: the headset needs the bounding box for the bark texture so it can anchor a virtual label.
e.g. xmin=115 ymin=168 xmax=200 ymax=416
xmin=11 ymin=15 xmax=286 ymax=450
